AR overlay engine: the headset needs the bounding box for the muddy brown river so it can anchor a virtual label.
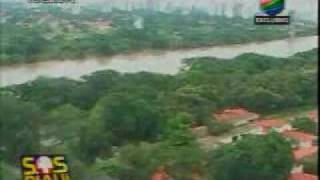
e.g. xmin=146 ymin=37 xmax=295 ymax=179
xmin=0 ymin=36 xmax=317 ymax=87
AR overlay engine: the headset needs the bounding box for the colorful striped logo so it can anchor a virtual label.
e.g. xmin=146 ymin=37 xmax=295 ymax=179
xmin=260 ymin=0 xmax=285 ymax=16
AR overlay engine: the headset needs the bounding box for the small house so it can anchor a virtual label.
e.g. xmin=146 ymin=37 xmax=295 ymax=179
xmin=213 ymin=108 xmax=259 ymax=126
xmin=288 ymin=173 xmax=318 ymax=180
xmin=254 ymin=119 xmax=291 ymax=134
xmin=293 ymin=146 xmax=318 ymax=161
xmin=282 ymin=130 xmax=316 ymax=148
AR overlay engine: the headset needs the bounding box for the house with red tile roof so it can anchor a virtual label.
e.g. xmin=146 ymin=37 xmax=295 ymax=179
xmin=293 ymin=146 xmax=318 ymax=161
xmin=254 ymin=119 xmax=291 ymax=134
xmin=151 ymin=166 xmax=170 ymax=180
xmin=213 ymin=108 xmax=259 ymax=126
xmin=289 ymin=173 xmax=318 ymax=180
xmin=282 ymin=130 xmax=317 ymax=148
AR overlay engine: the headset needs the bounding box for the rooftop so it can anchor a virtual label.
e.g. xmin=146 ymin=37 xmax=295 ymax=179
xmin=293 ymin=146 xmax=318 ymax=161
xmin=213 ymin=108 xmax=258 ymax=123
xmin=282 ymin=130 xmax=316 ymax=142
xmin=289 ymin=173 xmax=318 ymax=180
xmin=255 ymin=119 xmax=288 ymax=128
xmin=151 ymin=166 xmax=169 ymax=180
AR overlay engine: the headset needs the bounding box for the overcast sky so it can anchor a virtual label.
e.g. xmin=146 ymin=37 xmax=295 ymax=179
xmin=2 ymin=0 xmax=318 ymax=20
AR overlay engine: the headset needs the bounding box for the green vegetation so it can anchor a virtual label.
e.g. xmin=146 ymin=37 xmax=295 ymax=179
xmin=206 ymin=121 xmax=233 ymax=135
xmin=208 ymin=133 xmax=294 ymax=180
xmin=300 ymin=155 xmax=318 ymax=175
xmin=95 ymin=113 xmax=204 ymax=180
xmin=0 ymin=49 xmax=317 ymax=179
xmin=290 ymin=117 xmax=317 ymax=135
xmin=0 ymin=2 xmax=317 ymax=65
xmin=0 ymin=95 xmax=42 ymax=163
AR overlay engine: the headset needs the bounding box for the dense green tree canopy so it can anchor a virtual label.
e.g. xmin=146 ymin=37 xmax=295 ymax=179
xmin=91 ymin=91 xmax=165 ymax=143
xmin=0 ymin=49 xmax=317 ymax=179
xmin=290 ymin=117 xmax=317 ymax=135
xmin=0 ymin=95 xmax=43 ymax=163
xmin=208 ymin=133 xmax=294 ymax=180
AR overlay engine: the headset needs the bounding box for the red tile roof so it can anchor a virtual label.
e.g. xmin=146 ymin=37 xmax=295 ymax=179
xmin=293 ymin=146 xmax=318 ymax=161
xmin=255 ymin=119 xmax=288 ymax=128
xmin=151 ymin=166 xmax=169 ymax=180
xmin=151 ymin=172 xmax=168 ymax=180
xmin=213 ymin=108 xmax=258 ymax=122
xmin=282 ymin=130 xmax=316 ymax=142
xmin=289 ymin=173 xmax=318 ymax=180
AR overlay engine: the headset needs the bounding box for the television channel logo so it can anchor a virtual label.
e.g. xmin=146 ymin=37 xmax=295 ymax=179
xmin=255 ymin=0 xmax=290 ymax=25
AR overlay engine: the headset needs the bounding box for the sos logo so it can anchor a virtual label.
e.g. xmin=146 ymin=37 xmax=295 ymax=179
xmin=21 ymin=155 xmax=71 ymax=180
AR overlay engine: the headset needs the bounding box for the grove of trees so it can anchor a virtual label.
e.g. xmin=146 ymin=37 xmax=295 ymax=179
xmin=1 ymin=3 xmax=317 ymax=65
xmin=0 ymin=48 xmax=317 ymax=179
xmin=208 ymin=133 xmax=294 ymax=180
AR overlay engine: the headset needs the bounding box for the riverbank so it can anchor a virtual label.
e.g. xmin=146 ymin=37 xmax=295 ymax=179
xmin=1 ymin=4 xmax=317 ymax=66
xmin=0 ymin=30 xmax=316 ymax=66
xmin=0 ymin=35 xmax=317 ymax=87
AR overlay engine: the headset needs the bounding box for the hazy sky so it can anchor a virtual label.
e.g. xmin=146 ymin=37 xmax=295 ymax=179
xmin=2 ymin=0 xmax=318 ymax=20
xmin=80 ymin=0 xmax=318 ymax=20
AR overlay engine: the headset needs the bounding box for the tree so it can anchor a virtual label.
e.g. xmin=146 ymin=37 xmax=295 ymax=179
xmin=290 ymin=117 xmax=317 ymax=135
xmin=206 ymin=120 xmax=232 ymax=135
xmin=164 ymin=89 xmax=215 ymax=126
xmin=208 ymin=133 xmax=294 ymax=180
xmin=77 ymin=126 xmax=113 ymax=163
xmin=91 ymin=92 xmax=165 ymax=144
xmin=161 ymin=113 xmax=195 ymax=146
xmin=101 ymin=143 xmax=164 ymax=180
xmin=78 ymin=91 xmax=165 ymax=162
xmin=0 ymin=95 xmax=43 ymax=163
xmin=160 ymin=113 xmax=205 ymax=180
xmin=300 ymin=154 xmax=318 ymax=175
xmin=46 ymin=104 xmax=88 ymax=143
xmin=12 ymin=77 xmax=80 ymax=110
xmin=95 ymin=113 xmax=204 ymax=180
xmin=73 ymin=70 xmax=121 ymax=109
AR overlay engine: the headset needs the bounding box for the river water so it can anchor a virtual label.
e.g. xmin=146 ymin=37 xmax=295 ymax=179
xmin=0 ymin=36 xmax=317 ymax=87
